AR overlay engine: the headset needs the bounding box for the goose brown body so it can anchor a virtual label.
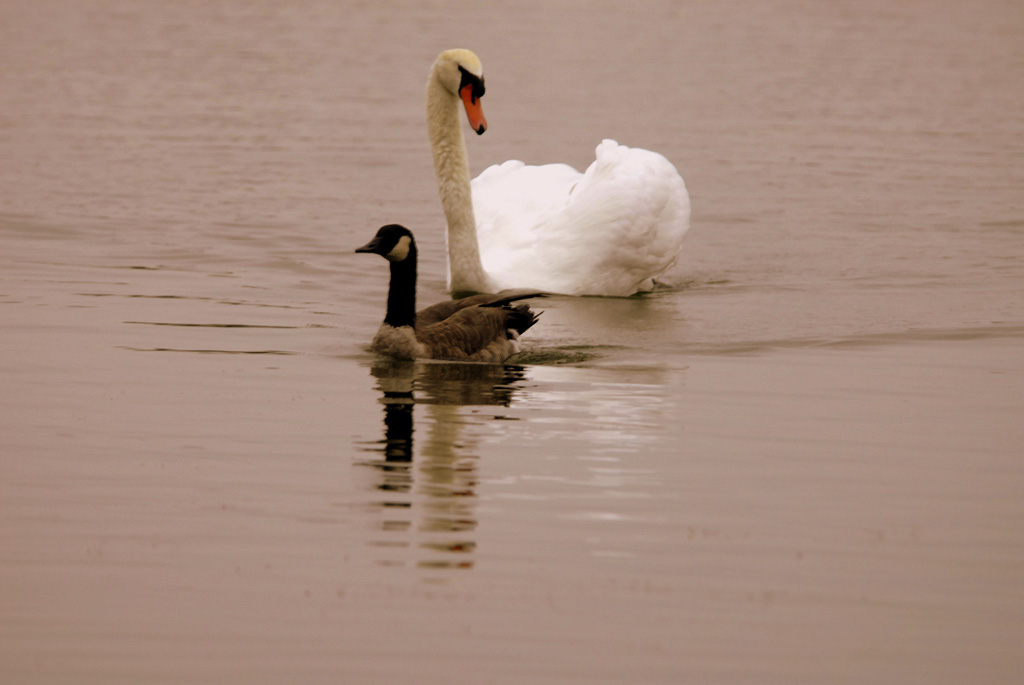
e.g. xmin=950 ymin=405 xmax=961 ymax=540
xmin=356 ymin=224 xmax=542 ymax=362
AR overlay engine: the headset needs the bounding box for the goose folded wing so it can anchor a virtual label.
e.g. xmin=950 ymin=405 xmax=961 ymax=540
xmin=417 ymin=290 xmax=545 ymax=328
xmin=416 ymin=306 xmax=513 ymax=360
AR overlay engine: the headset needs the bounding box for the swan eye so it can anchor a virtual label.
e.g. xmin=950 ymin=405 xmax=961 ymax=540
xmin=458 ymin=66 xmax=485 ymax=101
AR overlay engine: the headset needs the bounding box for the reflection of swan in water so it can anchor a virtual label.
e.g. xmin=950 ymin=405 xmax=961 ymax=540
xmin=358 ymin=360 xmax=527 ymax=570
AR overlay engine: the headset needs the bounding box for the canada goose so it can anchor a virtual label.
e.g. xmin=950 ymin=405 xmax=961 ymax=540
xmin=355 ymin=224 xmax=542 ymax=362
xmin=427 ymin=48 xmax=691 ymax=297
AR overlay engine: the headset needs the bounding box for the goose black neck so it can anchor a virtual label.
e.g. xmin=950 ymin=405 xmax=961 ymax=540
xmin=384 ymin=246 xmax=417 ymax=329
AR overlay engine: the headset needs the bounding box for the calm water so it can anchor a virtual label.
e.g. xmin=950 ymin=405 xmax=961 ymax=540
xmin=2 ymin=1 xmax=1023 ymax=683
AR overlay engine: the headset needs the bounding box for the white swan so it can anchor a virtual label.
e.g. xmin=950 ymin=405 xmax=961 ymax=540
xmin=427 ymin=49 xmax=691 ymax=297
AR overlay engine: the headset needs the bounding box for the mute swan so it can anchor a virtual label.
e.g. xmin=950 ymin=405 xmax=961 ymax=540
xmin=427 ymin=48 xmax=691 ymax=297
xmin=356 ymin=224 xmax=543 ymax=362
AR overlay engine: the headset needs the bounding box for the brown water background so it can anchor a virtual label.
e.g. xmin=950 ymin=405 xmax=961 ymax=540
xmin=2 ymin=1 xmax=1023 ymax=683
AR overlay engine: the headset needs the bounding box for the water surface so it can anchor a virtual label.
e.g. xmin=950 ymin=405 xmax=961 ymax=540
xmin=2 ymin=1 xmax=1023 ymax=683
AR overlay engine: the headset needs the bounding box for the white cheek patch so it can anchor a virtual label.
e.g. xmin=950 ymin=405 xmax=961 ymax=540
xmin=385 ymin=235 xmax=411 ymax=262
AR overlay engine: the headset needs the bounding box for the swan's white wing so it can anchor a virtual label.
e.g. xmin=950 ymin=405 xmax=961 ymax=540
xmin=471 ymin=140 xmax=690 ymax=296
xmin=472 ymin=159 xmax=581 ymax=250
xmin=558 ymin=140 xmax=690 ymax=293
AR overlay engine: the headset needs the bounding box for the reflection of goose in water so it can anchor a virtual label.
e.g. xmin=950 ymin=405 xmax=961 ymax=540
xmin=357 ymin=360 xmax=527 ymax=570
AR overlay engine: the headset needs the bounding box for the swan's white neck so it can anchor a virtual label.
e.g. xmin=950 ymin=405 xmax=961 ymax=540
xmin=426 ymin=70 xmax=491 ymax=294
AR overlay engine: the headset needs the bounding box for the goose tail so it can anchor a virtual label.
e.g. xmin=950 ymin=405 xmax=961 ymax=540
xmin=476 ymin=290 xmax=544 ymax=338
xmin=499 ymin=302 xmax=542 ymax=338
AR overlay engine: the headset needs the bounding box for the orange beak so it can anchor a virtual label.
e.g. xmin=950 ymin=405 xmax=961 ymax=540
xmin=460 ymin=83 xmax=487 ymax=135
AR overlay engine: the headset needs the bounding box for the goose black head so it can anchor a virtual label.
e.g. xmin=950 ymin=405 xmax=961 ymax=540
xmin=356 ymin=224 xmax=416 ymax=263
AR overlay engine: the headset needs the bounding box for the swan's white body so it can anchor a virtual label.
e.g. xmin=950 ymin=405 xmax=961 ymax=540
xmin=428 ymin=49 xmax=691 ymax=297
